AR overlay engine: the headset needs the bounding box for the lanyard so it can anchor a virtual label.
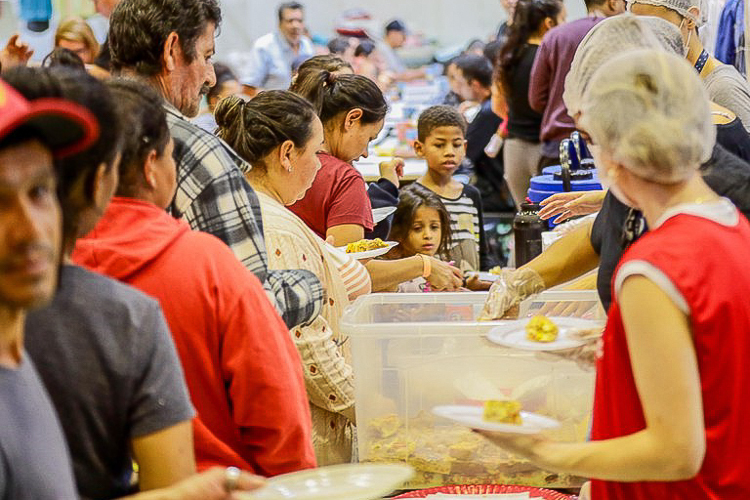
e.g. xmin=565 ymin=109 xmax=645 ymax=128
xmin=694 ymin=49 xmax=709 ymax=74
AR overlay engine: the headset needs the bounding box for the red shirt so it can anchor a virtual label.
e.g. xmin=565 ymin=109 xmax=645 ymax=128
xmin=289 ymin=152 xmax=374 ymax=238
xmin=591 ymin=206 xmax=750 ymax=499
xmin=73 ymin=197 xmax=316 ymax=476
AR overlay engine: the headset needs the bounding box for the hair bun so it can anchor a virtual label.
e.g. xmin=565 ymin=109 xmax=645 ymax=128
xmin=322 ymin=70 xmax=337 ymax=88
xmin=214 ymin=95 xmax=246 ymax=129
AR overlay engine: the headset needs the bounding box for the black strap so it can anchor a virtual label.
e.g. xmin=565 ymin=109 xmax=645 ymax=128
xmin=694 ymin=49 xmax=709 ymax=74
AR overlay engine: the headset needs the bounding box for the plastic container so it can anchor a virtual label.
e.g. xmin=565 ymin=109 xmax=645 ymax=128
xmin=341 ymin=292 xmax=599 ymax=490
xmin=513 ymin=203 xmax=546 ymax=268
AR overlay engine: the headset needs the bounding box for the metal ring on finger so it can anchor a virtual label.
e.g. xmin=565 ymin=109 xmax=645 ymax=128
xmin=224 ymin=466 xmax=241 ymax=492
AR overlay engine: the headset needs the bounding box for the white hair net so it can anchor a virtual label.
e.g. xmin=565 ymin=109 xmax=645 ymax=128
xmin=639 ymin=15 xmax=687 ymax=54
xmin=579 ymin=49 xmax=714 ymax=184
xmin=563 ymin=14 xmax=684 ymax=117
xmin=628 ymin=0 xmax=707 ymax=26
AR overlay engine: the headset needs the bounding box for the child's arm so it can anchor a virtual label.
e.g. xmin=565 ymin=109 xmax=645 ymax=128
xmin=465 ymin=274 xmax=493 ymax=291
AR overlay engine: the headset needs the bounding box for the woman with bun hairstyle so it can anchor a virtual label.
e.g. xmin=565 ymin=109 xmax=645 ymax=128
xmin=216 ymin=90 xmax=371 ymax=466
xmin=290 ymin=70 xmax=465 ymax=292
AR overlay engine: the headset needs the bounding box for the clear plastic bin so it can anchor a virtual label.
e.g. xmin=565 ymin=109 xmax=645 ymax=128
xmin=341 ymin=292 xmax=597 ymax=489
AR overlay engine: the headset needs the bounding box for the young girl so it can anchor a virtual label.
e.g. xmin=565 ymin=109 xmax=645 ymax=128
xmin=387 ymin=184 xmax=490 ymax=291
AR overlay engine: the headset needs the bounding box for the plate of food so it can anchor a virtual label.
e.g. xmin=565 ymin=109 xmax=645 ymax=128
xmin=486 ymin=315 xmax=601 ymax=351
xmin=432 ymin=400 xmax=560 ymax=434
xmin=372 ymin=206 xmax=397 ymax=224
xmin=238 ymin=463 xmax=414 ymax=500
xmin=338 ymin=238 xmax=398 ymax=259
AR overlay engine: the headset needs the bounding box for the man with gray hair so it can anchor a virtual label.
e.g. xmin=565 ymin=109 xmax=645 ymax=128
xmin=108 ymin=0 xmax=323 ymax=329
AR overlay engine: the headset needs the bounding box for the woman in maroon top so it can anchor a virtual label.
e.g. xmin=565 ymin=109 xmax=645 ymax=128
xmin=477 ymin=51 xmax=750 ymax=499
xmin=288 ymin=71 xmax=383 ymax=244
xmin=291 ymin=70 xmax=464 ymax=292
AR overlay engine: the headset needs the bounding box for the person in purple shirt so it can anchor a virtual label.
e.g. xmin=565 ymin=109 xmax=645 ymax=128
xmin=528 ymin=0 xmax=625 ymax=169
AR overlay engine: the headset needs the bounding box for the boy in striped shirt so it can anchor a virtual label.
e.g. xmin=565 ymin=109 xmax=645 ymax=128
xmin=413 ymin=105 xmax=498 ymax=272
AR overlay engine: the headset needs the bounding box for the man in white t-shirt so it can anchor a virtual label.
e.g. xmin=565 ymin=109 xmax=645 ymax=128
xmin=232 ymin=2 xmax=314 ymax=96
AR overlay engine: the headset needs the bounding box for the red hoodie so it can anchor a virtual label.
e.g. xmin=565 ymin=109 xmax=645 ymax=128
xmin=73 ymin=197 xmax=316 ymax=476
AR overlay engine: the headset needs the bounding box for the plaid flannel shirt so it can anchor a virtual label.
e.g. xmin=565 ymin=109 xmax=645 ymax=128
xmin=164 ymin=104 xmax=323 ymax=328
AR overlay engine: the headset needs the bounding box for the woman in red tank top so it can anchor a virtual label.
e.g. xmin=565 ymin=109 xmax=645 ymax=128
xmin=476 ymin=50 xmax=750 ymax=499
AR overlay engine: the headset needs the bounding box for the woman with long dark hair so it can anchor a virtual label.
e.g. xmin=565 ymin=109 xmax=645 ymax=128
xmin=494 ymin=0 xmax=565 ymax=207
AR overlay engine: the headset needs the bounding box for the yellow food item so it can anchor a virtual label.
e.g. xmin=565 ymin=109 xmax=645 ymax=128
xmin=525 ymin=315 xmax=559 ymax=343
xmin=482 ymin=400 xmax=523 ymax=425
xmin=369 ymin=414 xmax=402 ymax=438
xmin=346 ymin=238 xmax=388 ymax=253
xmin=489 ymin=266 xmax=503 ymax=275
xmin=365 ymin=415 xmax=581 ymax=489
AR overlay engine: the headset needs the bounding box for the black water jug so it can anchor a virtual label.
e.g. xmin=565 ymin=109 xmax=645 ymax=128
xmin=513 ymin=202 xmax=545 ymax=267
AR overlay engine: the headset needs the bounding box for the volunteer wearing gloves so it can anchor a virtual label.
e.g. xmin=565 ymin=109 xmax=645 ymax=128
xmin=479 ymin=49 xmax=750 ymax=500
xmin=479 ymin=14 xmax=750 ymax=319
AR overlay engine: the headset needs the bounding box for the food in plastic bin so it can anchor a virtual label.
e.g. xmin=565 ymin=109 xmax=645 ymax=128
xmin=482 ymin=400 xmax=523 ymax=425
xmin=364 ymin=412 xmax=583 ymax=489
xmin=526 ymin=315 xmax=559 ymax=342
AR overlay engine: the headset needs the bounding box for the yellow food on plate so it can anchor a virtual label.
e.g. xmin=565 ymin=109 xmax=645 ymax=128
xmin=525 ymin=315 xmax=559 ymax=343
xmin=489 ymin=266 xmax=503 ymax=275
xmin=482 ymin=400 xmax=523 ymax=425
xmin=346 ymin=238 xmax=389 ymax=253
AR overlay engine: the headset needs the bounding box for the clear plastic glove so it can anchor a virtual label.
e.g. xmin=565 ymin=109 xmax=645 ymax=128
xmin=426 ymin=257 xmax=464 ymax=291
xmin=478 ymin=268 xmax=545 ymax=320
xmin=538 ymin=190 xmax=606 ymax=224
xmin=538 ymin=326 xmax=603 ymax=371
xmin=378 ymin=157 xmax=405 ymax=188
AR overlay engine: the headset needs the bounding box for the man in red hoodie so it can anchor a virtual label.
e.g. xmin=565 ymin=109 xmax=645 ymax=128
xmin=72 ymin=79 xmax=316 ymax=476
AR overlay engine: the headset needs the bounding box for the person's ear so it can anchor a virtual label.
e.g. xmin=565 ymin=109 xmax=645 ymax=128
xmin=470 ymin=79 xmax=484 ymax=96
xmin=278 ymin=139 xmax=295 ymax=173
xmin=413 ymin=140 xmax=425 ymax=158
xmin=686 ymin=8 xmax=699 ymax=30
xmin=92 ymin=162 xmax=116 ymax=210
xmin=143 ymin=149 xmax=160 ymax=189
xmin=344 ymin=108 xmax=364 ymax=131
xmin=543 ymin=16 xmax=555 ymax=30
xmin=162 ymin=32 xmax=180 ymax=72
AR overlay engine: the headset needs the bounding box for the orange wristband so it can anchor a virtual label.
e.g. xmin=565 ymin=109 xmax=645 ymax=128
xmin=420 ymin=254 xmax=432 ymax=278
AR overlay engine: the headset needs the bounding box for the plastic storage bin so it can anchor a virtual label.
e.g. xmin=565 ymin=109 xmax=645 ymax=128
xmin=341 ymin=292 xmax=599 ymax=490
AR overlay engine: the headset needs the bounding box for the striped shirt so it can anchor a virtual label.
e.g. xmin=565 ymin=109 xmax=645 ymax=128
xmin=419 ymin=183 xmax=492 ymax=272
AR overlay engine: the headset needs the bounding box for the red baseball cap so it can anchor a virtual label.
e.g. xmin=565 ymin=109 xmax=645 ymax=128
xmin=0 ymin=78 xmax=99 ymax=158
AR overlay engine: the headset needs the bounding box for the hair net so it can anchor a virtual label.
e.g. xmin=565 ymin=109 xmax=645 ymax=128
xmin=563 ymin=14 xmax=684 ymax=117
xmin=627 ymin=0 xmax=707 ymax=26
xmin=638 ymin=16 xmax=686 ymax=54
xmin=578 ymin=49 xmax=714 ymax=184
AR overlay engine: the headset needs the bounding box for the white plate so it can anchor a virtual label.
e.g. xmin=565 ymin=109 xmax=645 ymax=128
xmin=238 ymin=463 xmax=414 ymax=500
xmin=432 ymin=405 xmax=560 ymax=434
xmin=372 ymin=206 xmax=397 ymax=224
xmin=337 ymin=241 xmax=399 ymax=260
xmin=486 ymin=317 xmax=599 ymax=351
xmin=467 ymin=271 xmax=499 ymax=282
